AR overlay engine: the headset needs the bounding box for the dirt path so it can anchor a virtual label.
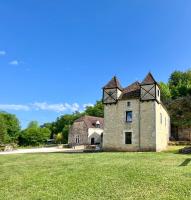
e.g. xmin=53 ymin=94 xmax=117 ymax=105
xmin=0 ymin=147 xmax=84 ymax=155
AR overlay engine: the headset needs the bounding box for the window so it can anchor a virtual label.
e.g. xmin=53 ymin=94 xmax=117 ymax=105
xmin=158 ymin=89 xmax=160 ymax=97
xmin=125 ymin=132 xmax=132 ymax=144
xmin=160 ymin=113 xmax=162 ymax=124
xmin=126 ymin=111 xmax=132 ymax=122
xmin=75 ymin=135 xmax=80 ymax=144
xmin=96 ymin=124 xmax=100 ymax=128
xmin=127 ymin=102 xmax=131 ymax=107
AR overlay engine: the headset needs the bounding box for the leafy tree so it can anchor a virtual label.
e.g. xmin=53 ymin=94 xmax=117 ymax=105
xmin=19 ymin=121 xmax=51 ymax=146
xmin=0 ymin=115 xmax=7 ymax=143
xmin=0 ymin=112 xmax=20 ymax=143
xmin=169 ymin=69 xmax=191 ymax=99
xmin=55 ymin=113 xmax=83 ymax=133
xmin=167 ymin=96 xmax=191 ymax=126
xmin=56 ymin=133 xmax=63 ymax=144
xmin=27 ymin=121 xmax=39 ymax=129
xmin=62 ymin=125 xmax=70 ymax=144
xmin=85 ymin=100 xmax=104 ymax=117
xmin=159 ymin=82 xmax=171 ymax=102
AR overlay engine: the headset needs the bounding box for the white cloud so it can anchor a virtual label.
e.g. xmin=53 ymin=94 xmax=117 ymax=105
xmin=0 ymin=104 xmax=30 ymax=111
xmin=0 ymin=102 xmax=86 ymax=113
xmin=0 ymin=51 xmax=6 ymax=56
xmin=9 ymin=60 xmax=19 ymax=65
xmin=32 ymin=102 xmax=80 ymax=113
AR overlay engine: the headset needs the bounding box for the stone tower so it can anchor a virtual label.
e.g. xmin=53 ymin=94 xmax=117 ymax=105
xmin=102 ymin=73 xmax=170 ymax=152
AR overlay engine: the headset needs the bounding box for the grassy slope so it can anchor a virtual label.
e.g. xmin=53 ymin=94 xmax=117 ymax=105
xmin=0 ymin=151 xmax=191 ymax=200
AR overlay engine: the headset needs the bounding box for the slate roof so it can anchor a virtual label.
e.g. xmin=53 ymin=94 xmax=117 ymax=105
xmin=141 ymin=72 xmax=157 ymax=85
xmin=120 ymin=81 xmax=140 ymax=100
xmin=74 ymin=115 xmax=104 ymax=129
xmin=103 ymin=76 xmax=123 ymax=90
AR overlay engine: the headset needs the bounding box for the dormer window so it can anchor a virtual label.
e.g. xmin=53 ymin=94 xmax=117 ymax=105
xmin=95 ymin=121 xmax=100 ymax=128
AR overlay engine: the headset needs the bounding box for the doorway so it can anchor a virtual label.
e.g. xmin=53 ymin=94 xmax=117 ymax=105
xmin=91 ymin=138 xmax=95 ymax=145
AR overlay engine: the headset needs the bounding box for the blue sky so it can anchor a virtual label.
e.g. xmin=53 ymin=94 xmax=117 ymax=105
xmin=0 ymin=0 xmax=190 ymax=128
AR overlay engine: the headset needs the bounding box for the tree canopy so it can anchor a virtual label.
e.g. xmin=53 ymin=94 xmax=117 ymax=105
xmin=168 ymin=69 xmax=191 ymax=99
xmin=19 ymin=121 xmax=51 ymax=146
xmin=159 ymin=69 xmax=191 ymax=127
xmin=0 ymin=112 xmax=20 ymax=144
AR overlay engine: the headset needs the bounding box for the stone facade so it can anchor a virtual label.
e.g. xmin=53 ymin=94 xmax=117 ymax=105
xmin=103 ymin=73 xmax=170 ymax=152
xmin=68 ymin=116 xmax=104 ymax=147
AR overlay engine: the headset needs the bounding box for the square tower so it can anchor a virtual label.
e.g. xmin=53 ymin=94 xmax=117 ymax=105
xmin=102 ymin=73 xmax=170 ymax=152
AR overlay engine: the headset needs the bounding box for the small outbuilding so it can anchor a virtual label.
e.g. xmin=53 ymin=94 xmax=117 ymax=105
xmin=68 ymin=115 xmax=104 ymax=147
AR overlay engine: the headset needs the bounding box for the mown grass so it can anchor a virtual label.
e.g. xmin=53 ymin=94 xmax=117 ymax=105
xmin=0 ymin=151 xmax=191 ymax=200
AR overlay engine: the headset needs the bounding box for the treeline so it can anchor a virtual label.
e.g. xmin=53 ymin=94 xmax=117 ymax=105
xmin=0 ymin=101 xmax=104 ymax=146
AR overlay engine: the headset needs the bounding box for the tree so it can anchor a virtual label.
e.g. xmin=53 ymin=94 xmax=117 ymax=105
xmin=169 ymin=69 xmax=191 ymax=99
xmin=27 ymin=121 xmax=39 ymax=129
xmin=62 ymin=125 xmax=70 ymax=144
xmin=56 ymin=133 xmax=63 ymax=144
xmin=85 ymin=100 xmax=104 ymax=117
xmin=0 ymin=112 xmax=20 ymax=143
xmin=19 ymin=121 xmax=51 ymax=146
xmin=159 ymin=82 xmax=171 ymax=102
xmin=167 ymin=96 xmax=191 ymax=126
xmin=0 ymin=115 xmax=7 ymax=144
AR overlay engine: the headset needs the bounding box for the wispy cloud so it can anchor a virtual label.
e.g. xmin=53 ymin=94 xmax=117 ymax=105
xmin=0 ymin=50 xmax=6 ymax=56
xmin=32 ymin=102 xmax=80 ymax=113
xmin=0 ymin=104 xmax=30 ymax=111
xmin=0 ymin=102 xmax=89 ymax=113
xmin=9 ymin=60 xmax=19 ymax=65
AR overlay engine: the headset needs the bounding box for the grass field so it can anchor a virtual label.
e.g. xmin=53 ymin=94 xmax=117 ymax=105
xmin=0 ymin=150 xmax=191 ymax=200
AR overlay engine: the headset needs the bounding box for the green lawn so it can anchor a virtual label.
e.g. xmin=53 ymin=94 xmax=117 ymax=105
xmin=0 ymin=151 xmax=191 ymax=200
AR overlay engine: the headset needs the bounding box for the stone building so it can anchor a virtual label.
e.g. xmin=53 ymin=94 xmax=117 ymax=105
xmin=68 ymin=115 xmax=104 ymax=147
xmin=102 ymin=73 xmax=170 ymax=152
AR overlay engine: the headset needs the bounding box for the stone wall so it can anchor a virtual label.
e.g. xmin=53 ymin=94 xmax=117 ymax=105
xmin=103 ymin=99 xmax=170 ymax=152
xmin=68 ymin=121 xmax=88 ymax=146
xmin=155 ymin=103 xmax=170 ymax=151
xmin=140 ymin=101 xmax=156 ymax=151
xmin=103 ymin=99 xmax=141 ymax=151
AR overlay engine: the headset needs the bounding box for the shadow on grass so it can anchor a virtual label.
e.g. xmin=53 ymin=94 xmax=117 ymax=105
xmin=179 ymin=158 xmax=191 ymax=166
